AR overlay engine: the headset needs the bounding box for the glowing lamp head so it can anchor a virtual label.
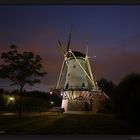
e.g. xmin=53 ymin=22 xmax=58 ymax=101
xmin=9 ymin=97 xmax=14 ymax=101
xmin=50 ymin=101 xmax=54 ymax=105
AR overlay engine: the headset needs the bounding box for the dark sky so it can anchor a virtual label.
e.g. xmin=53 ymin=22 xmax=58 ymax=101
xmin=0 ymin=6 xmax=140 ymax=91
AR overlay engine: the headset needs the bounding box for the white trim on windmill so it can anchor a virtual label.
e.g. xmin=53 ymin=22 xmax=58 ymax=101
xmin=56 ymin=59 xmax=66 ymax=89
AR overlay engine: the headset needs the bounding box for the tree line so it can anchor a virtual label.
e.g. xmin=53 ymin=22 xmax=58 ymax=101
xmin=0 ymin=89 xmax=61 ymax=112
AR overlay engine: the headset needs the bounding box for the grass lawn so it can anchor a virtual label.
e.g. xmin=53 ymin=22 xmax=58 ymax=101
xmin=0 ymin=112 xmax=140 ymax=135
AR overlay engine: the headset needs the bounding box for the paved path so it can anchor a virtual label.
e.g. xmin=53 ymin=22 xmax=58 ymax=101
xmin=0 ymin=112 xmax=55 ymax=117
xmin=64 ymin=111 xmax=94 ymax=114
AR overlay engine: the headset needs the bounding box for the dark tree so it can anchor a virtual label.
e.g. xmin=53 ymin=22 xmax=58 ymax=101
xmin=0 ymin=88 xmax=4 ymax=106
xmin=0 ymin=45 xmax=47 ymax=118
xmin=97 ymin=78 xmax=116 ymax=113
xmin=112 ymin=73 xmax=140 ymax=124
xmin=97 ymin=78 xmax=115 ymax=97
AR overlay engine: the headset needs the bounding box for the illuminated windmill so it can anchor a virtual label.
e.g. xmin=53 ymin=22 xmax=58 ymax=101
xmin=56 ymin=28 xmax=109 ymax=113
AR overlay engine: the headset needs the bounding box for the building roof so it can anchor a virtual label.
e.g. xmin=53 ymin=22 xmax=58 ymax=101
xmin=67 ymin=51 xmax=85 ymax=58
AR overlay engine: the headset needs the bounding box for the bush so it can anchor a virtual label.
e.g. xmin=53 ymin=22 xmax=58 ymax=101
xmin=112 ymin=73 xmax=140 ymax=124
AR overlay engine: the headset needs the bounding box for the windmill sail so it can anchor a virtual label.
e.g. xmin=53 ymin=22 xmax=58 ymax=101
xmin=57 ymin=39 xmax=66 ymax=55
xmin=67 ymin=26 xmax=72 ymax=51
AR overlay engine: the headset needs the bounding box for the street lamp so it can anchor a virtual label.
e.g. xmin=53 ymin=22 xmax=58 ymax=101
xmin=50 ymin=101 xmax=54 ymax=105
xmin=7 ymin=96 xmax=15 ymax=105
xmin=9 ymin=97 xmax=14 ymax=101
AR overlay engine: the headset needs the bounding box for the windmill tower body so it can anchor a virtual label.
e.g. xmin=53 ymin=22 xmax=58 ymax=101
xmin=64 ymin=53 xmax=88 ymax=90
xmin=57 ymin=50 xmax=97 ymax=112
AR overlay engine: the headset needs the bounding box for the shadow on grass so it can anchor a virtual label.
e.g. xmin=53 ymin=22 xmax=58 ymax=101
xmin=0 ymin=112 xmax=65 ymax=134
xmin=0 ymin=113 xmax=140 ymax=135
xmin=35 ymin=113 xmax=140 ymax=135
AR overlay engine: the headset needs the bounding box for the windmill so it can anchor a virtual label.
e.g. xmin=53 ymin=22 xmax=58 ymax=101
xmin=55 ymin=27 xmax=109 ymax=113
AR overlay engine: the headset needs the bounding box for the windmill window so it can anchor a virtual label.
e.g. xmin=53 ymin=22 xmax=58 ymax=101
xmin=73 ymin=65 xmax=76 ymax=68
xmin=82 ymin=83 xmax=85 ymax=87
xmin=66 ymin=83 xmax=69 ymax=89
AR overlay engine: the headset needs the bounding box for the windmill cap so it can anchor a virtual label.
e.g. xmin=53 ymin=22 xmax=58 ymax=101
xmin=67 ymin=51 xmax=85 ymax=58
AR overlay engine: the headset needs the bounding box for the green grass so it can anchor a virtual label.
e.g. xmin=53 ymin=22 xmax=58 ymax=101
xmin=0 ymin=112 xmax=140 ymax=135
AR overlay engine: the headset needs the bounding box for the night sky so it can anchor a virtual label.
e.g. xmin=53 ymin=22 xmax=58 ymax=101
xmin=0 ymin=5 xmax=140 ymax=91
